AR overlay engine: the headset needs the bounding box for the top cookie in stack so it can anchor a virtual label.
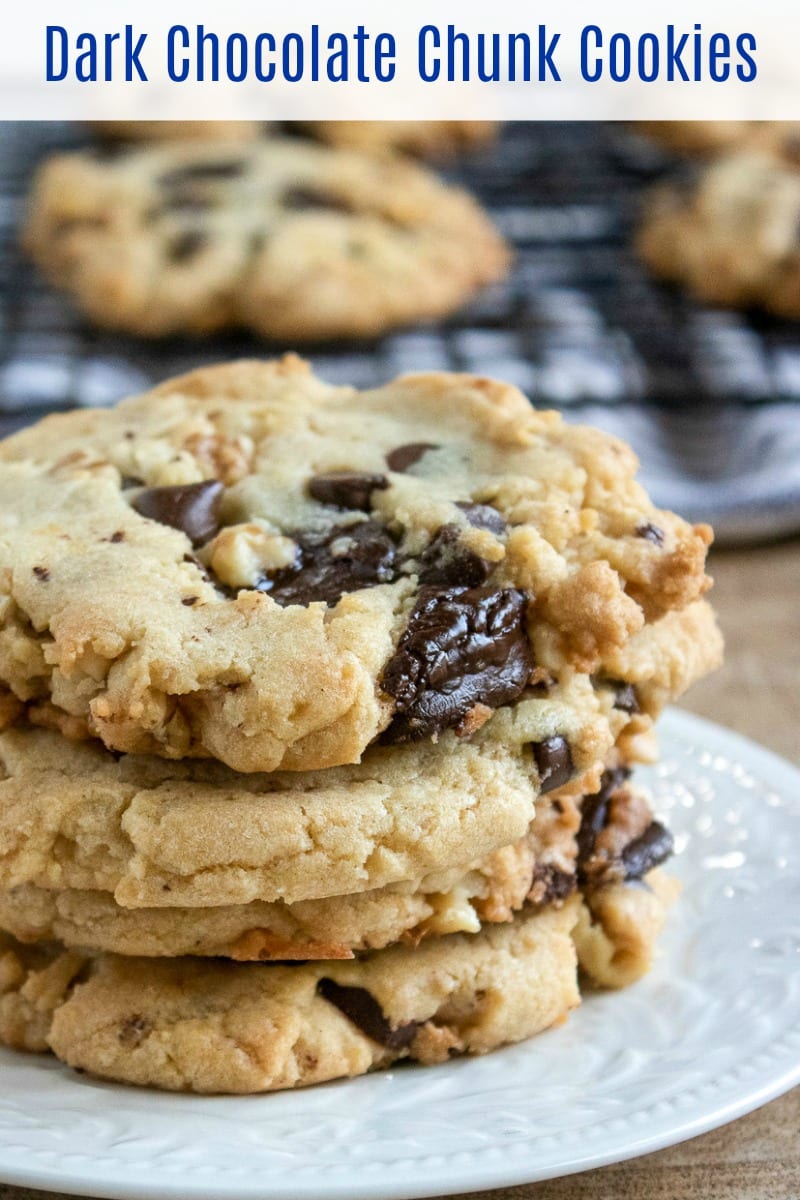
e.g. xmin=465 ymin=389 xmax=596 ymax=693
xmin=0 ymin=355 xmax=714 ymax=773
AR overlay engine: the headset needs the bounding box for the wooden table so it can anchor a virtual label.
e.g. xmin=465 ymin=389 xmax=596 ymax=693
xmin=1 ymin=541 xmax=798 ymax=1200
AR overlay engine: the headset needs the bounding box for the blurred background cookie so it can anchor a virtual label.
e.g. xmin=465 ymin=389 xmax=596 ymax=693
xmin=637 ymin=153 xmax=800 ymax=319
xmin=25 ymin=138 xmax=509 ymax=340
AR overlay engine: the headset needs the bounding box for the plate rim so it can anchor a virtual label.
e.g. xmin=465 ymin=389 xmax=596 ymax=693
xmin=0 ymin=707 xmax=798 ymax=1200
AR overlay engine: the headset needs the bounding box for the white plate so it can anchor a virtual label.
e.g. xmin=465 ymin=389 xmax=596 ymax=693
xmin=0 ymin=709 xmax=798 ymax=1200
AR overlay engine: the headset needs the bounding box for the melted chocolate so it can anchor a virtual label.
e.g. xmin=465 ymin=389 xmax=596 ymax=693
xmin=381 ymin=586 xmax=533 ymax=741
xmin=417 ymin=525 xmax=493 ymax=588
xmin=386 ymin=443 xmax=438 ymax=473
xmin=308 ymin=471 xmax=388 ymax=512
xmin=317 ymin=979 xmax=418 ymax=1050
xmin=576 ymin=768 xmax=672 ymax=886
xmin=531 ymin=736 xmax=574 ymax=795
xmin=530 ymin=864 xmax=576 ymax=904
xmin=576 ymin=766 xmax=632 ymax=870
xmin=259 ymin=521 xmax=398 ymax=607
xmin=620 ymin=820 xmax=674 ymax=880
xmin=416 ymin=503 xmax=505 ymax=588
xmin=131 ymin=481 xmax=223 ymax=547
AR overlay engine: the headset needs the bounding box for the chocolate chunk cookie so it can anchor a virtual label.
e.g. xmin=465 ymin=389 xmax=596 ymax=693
xmin=24 ymin=138 xmax=509 ymax=339
xmin=0 ymin=765 xmax=583 ymax=958
xmin=637 ymin=152 xmax=800 ymax=318
xmin=0 ymin=766 xmax=670 ymax=962
xmin=0 ymin=901 xmax=580 ymax=1092
xmin=0 ymin=798 xmax=568 ymax=959
xmin=0 ymin=358 xmax=718 ymax=772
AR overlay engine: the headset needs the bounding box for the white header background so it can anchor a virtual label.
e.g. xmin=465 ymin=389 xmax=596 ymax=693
xmin=2 ymin=0 xmax=797 ymax=120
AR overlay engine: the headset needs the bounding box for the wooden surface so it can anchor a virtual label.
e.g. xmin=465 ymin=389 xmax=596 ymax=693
xmin=1 ymin=540 xmax=798 ymax=1200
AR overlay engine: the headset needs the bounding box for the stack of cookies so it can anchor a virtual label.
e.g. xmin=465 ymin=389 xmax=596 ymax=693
xmin=0 ymin=357 xmax=721 ymax=1093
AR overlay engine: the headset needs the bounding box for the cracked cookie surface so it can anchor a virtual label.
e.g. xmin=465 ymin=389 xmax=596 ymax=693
xmin=0 ymin=358 xmax=718 ymax=773
xmin=0 ymin=694 xmax=617 ymax=910
xmin=24 ymin=139 xmax=508 ymax=340
xmin=0 ymin=764 xmax=673 ymax=959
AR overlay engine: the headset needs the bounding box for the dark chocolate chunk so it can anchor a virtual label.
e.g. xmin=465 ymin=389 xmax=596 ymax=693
xmin=308 ymin=471 xmax=389 ymax=512
xmin=32 ymin=566 xmax=50 ymax=582
xmin=157 ymin=192 xmax=215 ymax=218
xmin=131 ymin=480 xmax=224 ymax=547
xmin=417 ymin=525 xmax=493 ymax=588
xmin=159 ymin=160 xmax=247 ymax=188
xmin=635 ymin=522 xmax=665 ymax=547
xmin=576 ymin=766 xmax=632 ymax=869
xmin=182 ymin=596 xmax=199 ymax=607
xmin=109 ymin=531 xmax=125 ymax=544
xmin=621 ymin=820 xmax=674 ymax=881
xmin=610 ymin=681 xmax=640 ymax=715
xmin=117 ymin=1015 xmax=151 ymax=1047
xmin=386 ymin=443 xmax=439 ymax=473
xmin=87 ymin=143 xmax=127 ymax=162
xmin=283 ymin=186 xmax=354 ymax=214
xmin=530 ymin=865 xmax=576 ymax=904
xmin=259 ymin=520 xmax=397 ymax=608
xmin=416 ymin=503 xmax=504 ymax=585
xmin=531 ymin=736 xmax=574 ymax=795
xmin=455 ymin=502 xmax=506 ymax=536
xmin=167 ymin=230 xmax=208 ymax=263
xmin=381 ymin=586 xmax=533 ymax=742
xmin=575 ymin=767 xmax=673 ymax=890
xmin=317 ymin=979 xmax=418 ymax=1050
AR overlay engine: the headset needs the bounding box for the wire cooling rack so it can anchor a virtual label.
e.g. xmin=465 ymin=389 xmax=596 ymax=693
xmin=1 ymin=120 xmax=799 ymax=542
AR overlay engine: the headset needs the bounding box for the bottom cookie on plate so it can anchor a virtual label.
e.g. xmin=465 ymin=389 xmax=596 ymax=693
xmin=0 ymin=900 xmax=580 ymax=1094
xmin=0 ymin=867 xmax=678 ymax=1094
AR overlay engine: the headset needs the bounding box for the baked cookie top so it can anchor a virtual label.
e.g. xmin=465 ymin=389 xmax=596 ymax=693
xmin=637 ymin=153 xmax=800 ymax=318
xmin=24 ymin=138 xmax=509 ymax=340
xmin=0 ymin=357 xmax=716 ymax=772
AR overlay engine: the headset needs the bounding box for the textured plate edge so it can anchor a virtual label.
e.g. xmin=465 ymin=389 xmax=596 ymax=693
xmin=3 ymin=1066 xmax=800 ymax=1200
xmin=0 ymin=707 xmax=798 ymax=1200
